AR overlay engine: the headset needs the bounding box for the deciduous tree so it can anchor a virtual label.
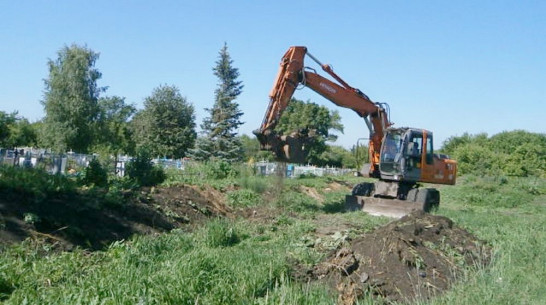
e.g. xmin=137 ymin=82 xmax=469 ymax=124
xmin=0 ymin=111 xmax=38 ymax=148
xmin=96 ymin=96 xmax=136 ymax=156
xmin=276 ymin=98 xmax=343 ymax=165
xmin=0 ymin=111 xmax=17 ymax=147
xmin=40 ymin=44 xmax=105 ymax=153
xmin=132 ymin=85 xmax=196 ymax=158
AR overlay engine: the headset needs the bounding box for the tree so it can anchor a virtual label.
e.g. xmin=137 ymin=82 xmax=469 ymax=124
xmin=351 ymin=141 xmax=370 ymax=171
xmin=276 ymin=98 xmax=344 ymax=165
xmin=239 ymin=134 xmax=274 ymax=162
xmin=40 ymin=44 xmax=105 ymax=153
xmin=132 ymin=85 xmax=196 ymax=159
xmin=190 ymin=43 xmax=244 ymax=162
xmin=96 ymin=96 xmax=136 ymax=156
xmin=0 ymin=111 xmax=38 ymax=148
xmin=441 ymin=132 xmax=488 ymax=156
xmin=441 ymin=130 xmax=546 ymax=177
xmin=318 ymin=145 xmax=357 ymax=168
xmin=8 ymin=117 xmax=38 ymax=148
xmin=0 ymin=111 xmax=17 ymax=147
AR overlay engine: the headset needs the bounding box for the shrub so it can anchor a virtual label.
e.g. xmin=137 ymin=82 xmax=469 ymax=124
xmin=203 ymin=160 xmax=238 ymax=180
xmin=0 ymin=165 xmax=76 ymax=200
xmin=125 ymin=152 xmax=166 ymax=187
xmin=82 ymin=158 xmax=108 ymax=187
xmin=442 ymin=130 xmax=546 ymax=178
xmin=227 ymin=189 xmax=261 ymax=208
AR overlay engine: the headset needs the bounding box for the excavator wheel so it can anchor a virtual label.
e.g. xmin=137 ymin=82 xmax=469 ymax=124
xmin=352 ymin=182 xmax=375 ymax=196
xmin=346 ymin=184 xmax=440 ymax=218
xmin=414 ymin=188 xmax=440 ymax=212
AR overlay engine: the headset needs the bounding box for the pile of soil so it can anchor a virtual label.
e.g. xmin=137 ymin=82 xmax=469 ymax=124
xmin=299 ymin=211 xmax=491 ymax=304
xmin=0 ymin=184 xmax=232 ymax=251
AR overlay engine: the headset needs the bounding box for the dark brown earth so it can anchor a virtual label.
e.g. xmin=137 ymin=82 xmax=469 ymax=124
xmin=1 ymin=182 xmax=490 ymax=304
xmin=0 ymin=184 xmax=232 ymax=251
xmin=295 ymin=210 xmax=491 ymax=304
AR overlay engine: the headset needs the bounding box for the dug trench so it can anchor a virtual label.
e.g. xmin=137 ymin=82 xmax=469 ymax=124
xmin=0 ymin=184 xmax=231 ymax=251
xmin=0 ymin=183 xmax=491 ymax=304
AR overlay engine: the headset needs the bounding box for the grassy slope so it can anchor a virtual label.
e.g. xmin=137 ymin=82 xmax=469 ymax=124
xmin=428 ymin=176 xmax=546 ymax=305
xmin=1 ymin=174 xmax=545 ymax=304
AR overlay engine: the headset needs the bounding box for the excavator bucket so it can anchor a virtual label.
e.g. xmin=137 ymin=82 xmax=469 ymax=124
xmin=345 ymin=188 xmax=439 ymax=218
xmin=253 ymin=129 xmax=315 ymax=164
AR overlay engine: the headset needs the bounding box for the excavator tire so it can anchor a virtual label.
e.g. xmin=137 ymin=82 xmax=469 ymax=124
xmin=352 ymin=182 xmax=374 ymax=196
xmin=415 ymin=188 xmax=440 ymax=212
xmin=346 ymin=185 xmax=440 ymax=218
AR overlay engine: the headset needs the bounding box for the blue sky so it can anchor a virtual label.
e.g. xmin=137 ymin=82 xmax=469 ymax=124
xmin=1 ymin=1 xmax=544 ymax=149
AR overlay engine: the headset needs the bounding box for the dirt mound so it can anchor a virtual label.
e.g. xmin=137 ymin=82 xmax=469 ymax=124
xmin=301 ymin=211 xmax=490 ymax=304
xmin=147 ymin=185 xmax=232 ymax=224
xmin=0 ymin=184 xmax=232 ymax=251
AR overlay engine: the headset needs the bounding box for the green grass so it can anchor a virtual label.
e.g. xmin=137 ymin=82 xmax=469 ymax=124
xmin=0 ymin=165 xmax=77 ymax=201
xmin=0 ymin=215 xmax=338 ymax=304
xmin=427 ymin=176 xmax=546 ymax=305
xmin=1 ymin=172 xmax=545 ymax=304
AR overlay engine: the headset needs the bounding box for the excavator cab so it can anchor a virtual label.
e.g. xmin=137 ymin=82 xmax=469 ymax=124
xmin=347 ymin=128 xmax=457 ymax=218
xmin=378 ymin=128 xmax=457 ymax=186
xmin=379 ymin=128 xmax=424 ymax=183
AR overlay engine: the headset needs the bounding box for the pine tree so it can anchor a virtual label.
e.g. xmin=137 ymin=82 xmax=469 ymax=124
xmin=191 ymin=43 xmax=244 ymax=162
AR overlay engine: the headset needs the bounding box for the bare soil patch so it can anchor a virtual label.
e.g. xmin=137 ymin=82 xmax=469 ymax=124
xmin=295 ymin=210 xmax=491 ymax=304
xmin=0 ymin=184 xmax=232 ymax=251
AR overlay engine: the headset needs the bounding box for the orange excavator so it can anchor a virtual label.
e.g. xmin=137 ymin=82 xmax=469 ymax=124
xmin=254 ymin=46 xmax=457 ymax=217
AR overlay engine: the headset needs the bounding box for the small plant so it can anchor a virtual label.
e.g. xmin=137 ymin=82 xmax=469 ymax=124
xmin=23 ymin=213 xmax=40 ymax=225
xmin=227 ymin=189 xmax=260 ymax=208
xmin=82 ymin=158 xmax=108 ymax=187
xmin=125 ymin=151 xmax=166 ymax=187
xmin=203 ymin=218 xmax=240 ymax=247
xmin=203 ymin=160 xmax=238 ymax=180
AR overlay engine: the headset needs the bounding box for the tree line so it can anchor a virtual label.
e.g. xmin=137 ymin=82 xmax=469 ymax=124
xmin=1 ymin=43 xmax=355 ymax=167
xmin=2 ymin=43 xmax=543 ymax=176
xmin=441 ymin=130 xmax=546 ymax=178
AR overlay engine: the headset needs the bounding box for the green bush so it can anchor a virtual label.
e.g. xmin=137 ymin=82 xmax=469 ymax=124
xmin=203 ymin=160 xmax=238 ymax=180
xmin=227 ymin=189 xmax=261 ymax=208
xmin=125 ymin=152 xmax=166 ymax=187
xmin=82 ymin=158 xmax=108 ymax=187
xmin=441 ymin=130 xmax=546 ymax=178
xmin=0 ymin=165 xmax=76 ymax=200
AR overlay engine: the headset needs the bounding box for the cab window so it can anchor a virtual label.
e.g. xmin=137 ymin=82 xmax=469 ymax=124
xmin=426 ymin=134 xmax=433 ymax=164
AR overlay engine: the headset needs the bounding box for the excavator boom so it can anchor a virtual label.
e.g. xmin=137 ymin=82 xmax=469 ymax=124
xmin=254 ymin=46 xmax=390 ymax=176
xmin=254 ymin=46 xmax=457 ymax=217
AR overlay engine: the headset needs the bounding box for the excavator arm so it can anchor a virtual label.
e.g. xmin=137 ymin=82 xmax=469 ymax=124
xmin=254 ymin=46 xmax=391 ymax=177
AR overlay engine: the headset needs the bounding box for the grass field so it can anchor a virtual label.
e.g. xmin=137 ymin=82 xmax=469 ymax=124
xmin=1 ymin=172 xmax=545 ymax=304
